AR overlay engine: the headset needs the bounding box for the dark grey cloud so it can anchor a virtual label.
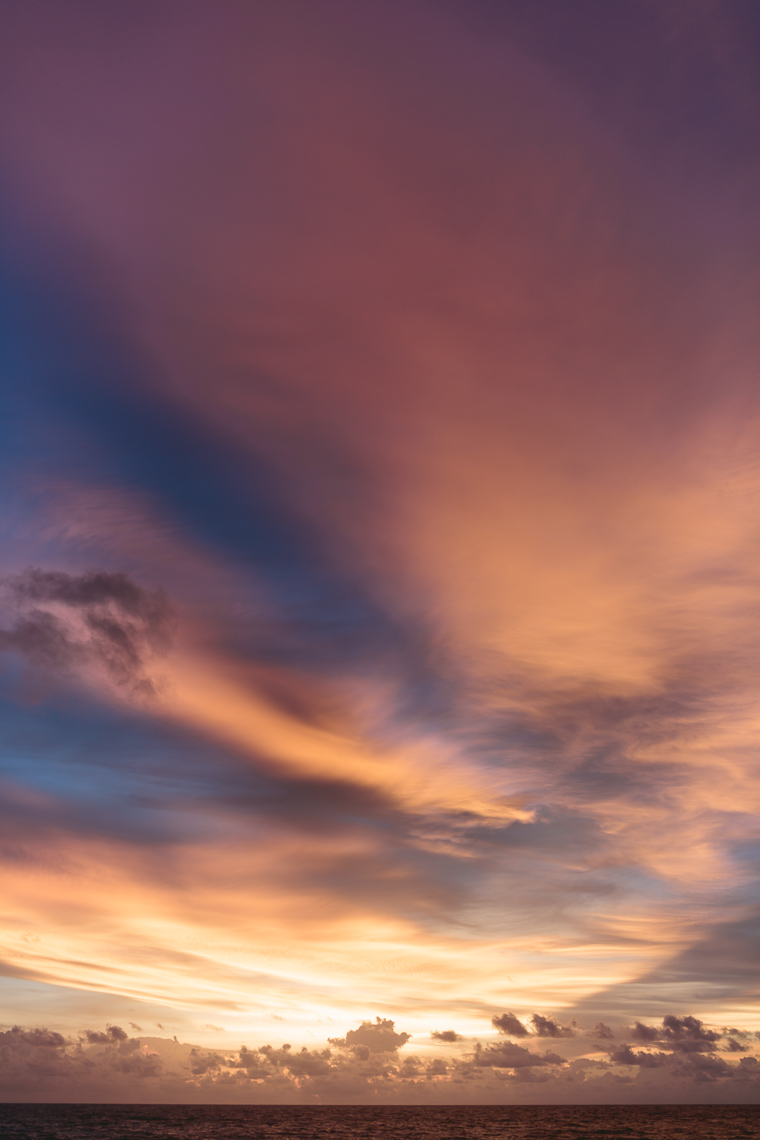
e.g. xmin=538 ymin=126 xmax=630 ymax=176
xmin=0 ymin=568 xmax=173 ymax=694
xmin=571 ymin=910 xmax=760 ymax=1026
xmin=258 ymin=1044 xmax=334 ymax=1078
xmin=600 ymin=1011 xmax=760 ymax=1091
xmin=629 ymin=1015 xmax=721 ymax=1054
xmin=329 ymin=1017 xmax=411 ymax=1054
xmin=83 ymin=1024 xmax=128 ymax=1045
xmin=0 ymin=1024 xmax=158 ymax=1098
xmin=473 ymin=1041 xmax=566 ymax=1069
xmin=491 ymin=1011 xmax=575 ymax=1039
xmin=530 ymin=1014 xmax=577 ymax=1039
xmin=431 ymin=1030 xmax=462 ymax=1042
xmin=629 ymin=1021 xmax=660 ymax=1044
xmin=232 ymin=1042 xmax=336 ymax=1078
xmin=607 ymin=1040 xmax=760 ymax=1088
xmin=189 ymin=1048 xmax=225 ymax=1076
xmin=0 ymin=1015 xmax=758 ymax=1104
xmin=491 ymin=1012 xmax=529 ymax=1038
xmin=9 ymin=1026 xmax=65 ymax=1049
xmin=109 ymin=1050 xmax=162 ymax=1078
xmin=609 ymin=1044 xmax=667 ymax=1068
xmin=81 ymin=1027 xmax=141 ymax=1056
xmin=587 ymin=1022 xmax=615 ymax=1040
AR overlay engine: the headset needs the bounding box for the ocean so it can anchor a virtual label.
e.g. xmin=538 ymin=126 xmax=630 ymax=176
xmin=0 ymin=1104 xmax=758 ymax=1140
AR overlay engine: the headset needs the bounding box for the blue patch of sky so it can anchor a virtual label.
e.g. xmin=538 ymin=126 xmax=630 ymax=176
xmin=0 ymin=683 xmax=255 ymax=838
xmin=0 ymin=249 xmax=444 ymax=696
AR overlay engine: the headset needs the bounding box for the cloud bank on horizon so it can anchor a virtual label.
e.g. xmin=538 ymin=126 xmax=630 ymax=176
xmin=1 ymin=0 xmax=760 ymax=1103
xmin=2 ymin=1013 xmax=759 ymax=1104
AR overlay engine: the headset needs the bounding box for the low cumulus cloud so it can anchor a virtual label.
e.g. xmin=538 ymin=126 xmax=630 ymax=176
xmin=1 ymin=1011 xmax=756 ymax=1103
xmin=9 ymin=1026 xmax=65 ymax=1049
xmin=530 ymin=1014 xmax=577 ymax=1039
xmin=492 ymin=1012 xmax=530 ymax=1038
xmin=628 ymin=1015 xmax=721 ymax=1053
xmin=609 ymin=1044 xmax=667 ymax=1068
xmin=473 ymin=1041 xmax=566 ymax=1069
xmin=0 ymin=1024 xmax=160 ymax=1099
xmin=598 ymin=1014 xmax=760 ymax=1091
xmin=83 ymin=1025 xmax=129 ymax=1045
xmin=587 ymin=1022 xmax=615 ymax=1040
xmin=492 ymin=1012 xmax=576 ymax=1039
xmin=0 ymin=568 xmax=173 ymax=694
xmin=328 ymin=1017 xmax=411 ymax=1058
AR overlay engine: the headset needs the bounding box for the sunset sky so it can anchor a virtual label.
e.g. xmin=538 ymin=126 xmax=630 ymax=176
xmin=1 ymin=0 xmax=760 ymax=1104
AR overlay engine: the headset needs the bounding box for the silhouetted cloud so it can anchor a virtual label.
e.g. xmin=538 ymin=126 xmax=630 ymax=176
xmin=628 ymin=1015 xmax=721 ymax=1054
xmin=530 ymin=1014 xmax=577 ymax=1039
xmin=0 ymin=569 xmax=173 ymax=693
xmin=491 ymin=1013 xmax=529 ymax=1038
xmin=83 ymin=1025 xmax=128 ymax=1045
xmin=189 ymin=1049 xmax=224 ymax=1076
xmin=329 ymin=1018 xmax=411 ymax=1054
xmin=473 ymin=1042 xmax=566 ymax=1069
xmin=0 ymin=1015 xmax=757 ymax=1103
xmin=492 ymin=1012 xmax=575 ymax=1039
xmin=609 ymin=1044 xmax=667 ymax=1068
xmin=431 ymin=1030 xmax=462 ymax=1043
xmin=10 ymin=1026 xmax=65 ymax=1049
xmin=587 ymin=1023 xmax=615 ymax=1040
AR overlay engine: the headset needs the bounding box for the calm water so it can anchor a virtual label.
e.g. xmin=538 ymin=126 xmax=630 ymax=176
xmin=0 ymin=1105 xmax=758 ymax=1140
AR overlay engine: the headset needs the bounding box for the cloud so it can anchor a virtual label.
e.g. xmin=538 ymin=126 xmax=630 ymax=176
xmin=2 ymin=0 xmax=760 ymax=1099
xmin=0 ymin=568 xmax=173 ymax=694
xmin=256 ymin=1044 xmax=334 ymax=1079
xmin=0 ymin=1014 xmax=757 ymax=1103
xmin=189 ymin=1048 xmax=225 ymax=1076
xmin=431 ymin=1030 xmax=462 ymax=1043
xmin=587 ymin=1023 xmax=615 ymax=1040
xmin=609 ymin=1044 xmax=667 ymax=1069
xmin=0 ymin=1024 xmax=161 ymax=1099
xmin=109 ymin=1050 xmax=162 ymax=1078
xmin=628 ymin=1021 xmax=661 ymax=1044
xmin=329 ymin=1017 xmax=411 ymax=1055
xmin=491 ymin=1012 xmax=529 ymax=1038
xmin=629 ymin=1015 xmax=721 ymax=1054
xmin=492 ymin=1012 xmax=576 ymax=1039
xmin=83 ymin=1024 xmax=128 ymax=1045
xmin=530 ymin=1014 xmax=577 ymax=1039
xmin=9 ymin=1026 xmax=65 ymax=1049
xmin=600 ymin=1011 xmax=760 ymax=1090
xmin=472 ymin=1041 xmax=566 ymax=1069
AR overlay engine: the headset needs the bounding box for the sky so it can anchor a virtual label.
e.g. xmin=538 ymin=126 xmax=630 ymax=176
xmin=1 ymin=0 xmax=760 ymax=1105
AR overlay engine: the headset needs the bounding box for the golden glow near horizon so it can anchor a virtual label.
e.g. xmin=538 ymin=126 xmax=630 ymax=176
xmin=0 ymin=0 xmax=759 ymax=1105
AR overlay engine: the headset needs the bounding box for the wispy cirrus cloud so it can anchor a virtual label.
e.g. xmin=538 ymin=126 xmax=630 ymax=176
xmin=0 ymin=0 xmax=759 ymax=1088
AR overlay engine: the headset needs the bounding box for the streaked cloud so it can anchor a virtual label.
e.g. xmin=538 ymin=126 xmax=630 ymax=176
xmin=0 ymin=0 xmax=758 ymax=1101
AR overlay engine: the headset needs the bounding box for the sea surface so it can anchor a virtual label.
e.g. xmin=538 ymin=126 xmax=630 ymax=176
xmin=0 ymin=1105 xmax=758 ymax=1140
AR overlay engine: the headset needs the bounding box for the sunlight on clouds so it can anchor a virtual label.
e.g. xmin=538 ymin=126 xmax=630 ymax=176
xmin=0 ymin=0 xmax=759 ymax=1098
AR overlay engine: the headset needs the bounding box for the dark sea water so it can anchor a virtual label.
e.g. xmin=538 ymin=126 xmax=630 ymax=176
xmin=0 ymin=1105 xmax=758 ymax=1140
